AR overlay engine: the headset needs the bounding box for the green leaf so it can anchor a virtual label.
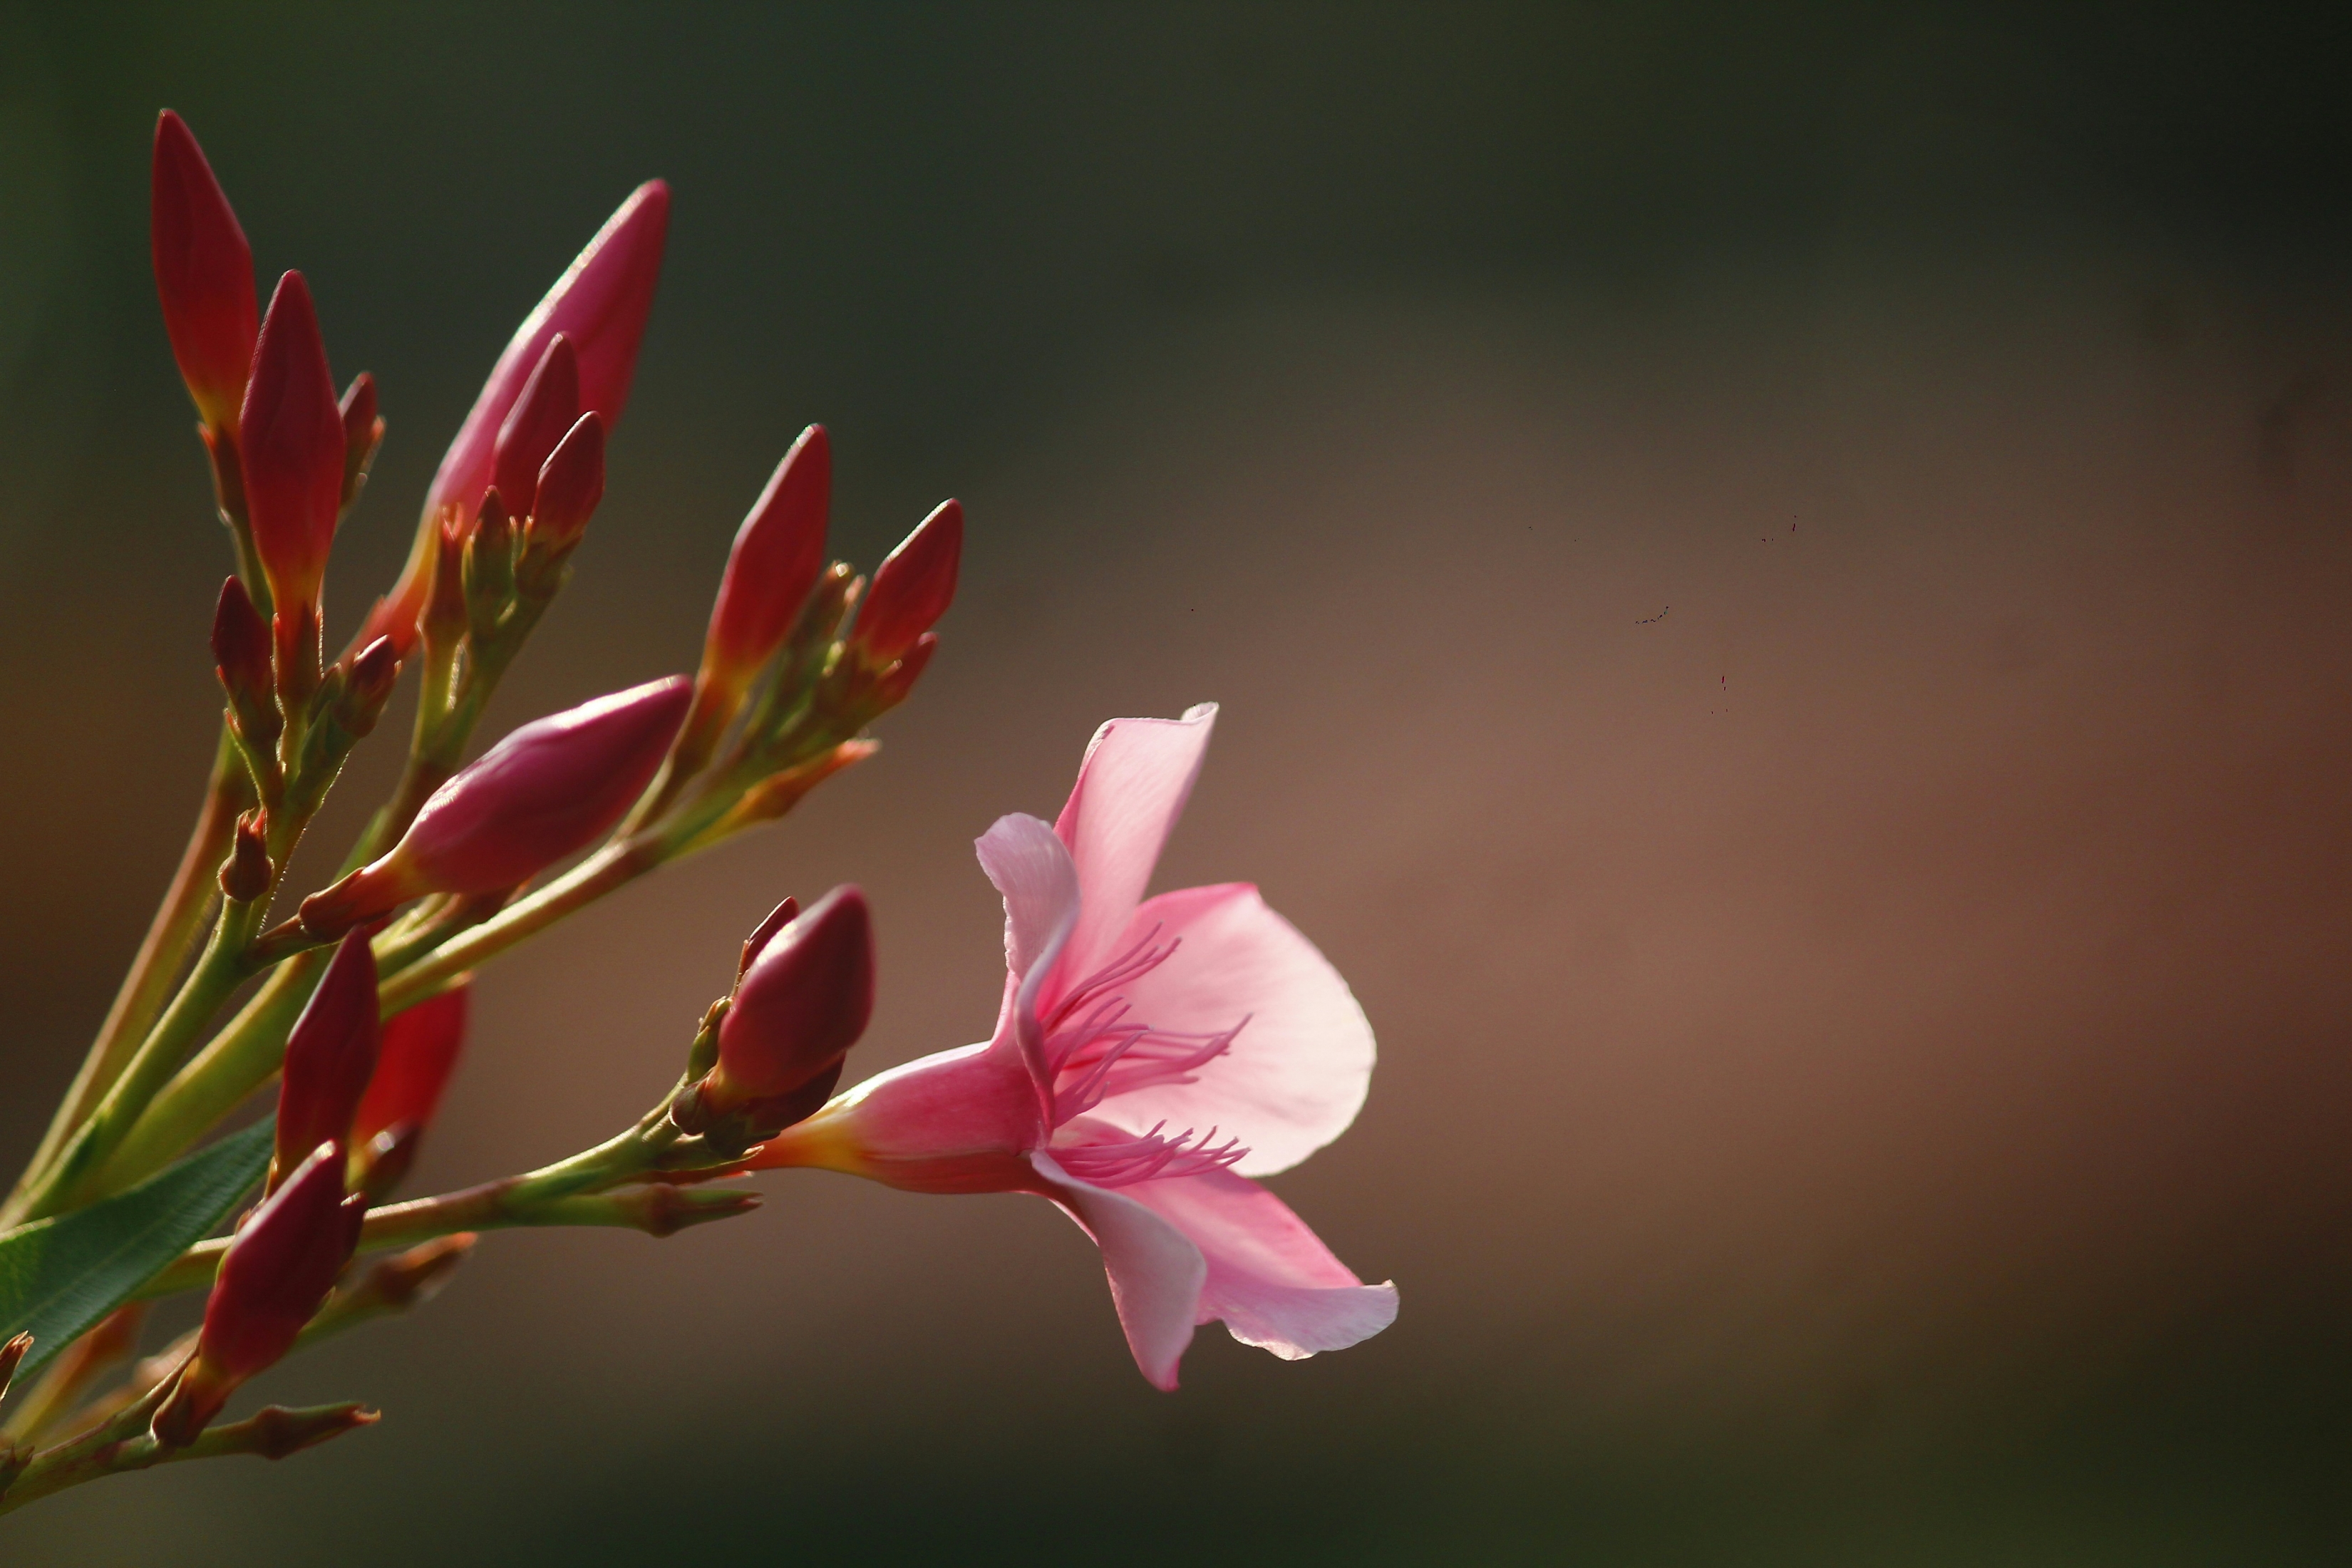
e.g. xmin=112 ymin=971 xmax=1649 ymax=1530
xmin=0 ymin=1118 xmax=271 ymax=1380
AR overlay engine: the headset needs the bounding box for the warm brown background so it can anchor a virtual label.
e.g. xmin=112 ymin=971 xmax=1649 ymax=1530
xmin=4 ymin=3 xmax=2352 ymax=1561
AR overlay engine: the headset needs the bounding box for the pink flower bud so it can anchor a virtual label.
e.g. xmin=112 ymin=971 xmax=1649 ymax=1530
xmin=706 ymin=884 xmax=873 ymax=1114
xmin=150 ymin=111 xmax=257 ymax=435
xmin=350 ymin=984 xmax=470 ymax=1194
xmin=491 ymin=335 xmax=579 ymax=522
xmin=850 ymin=500 xmax=961 ymax=666
xmin=528 ymin=413 xmax=606 ymax=547
xmin=272 ymin=931 xmax=379 ymax=1192
xmin=339 ymin=372 xmax=381 ymax=509
xmin=212 ymin=573 xmax=274 ymax=714
xmin=152 ymin=1143 xmax=364 ymax=1447
xmin=219 ymin=810 xmax=272 ymax=903
xmin=366 ymin=182 xmax=669 ymax=659
xmin=299 ymin=676 xmax=691 ymax=933
xmin=424 ymin=182 xmax=669 ymax=531
xmin=703 ymin=425 xmax=832 ymax=686
xmin=239 ymin=272 xmax=346 ymax=619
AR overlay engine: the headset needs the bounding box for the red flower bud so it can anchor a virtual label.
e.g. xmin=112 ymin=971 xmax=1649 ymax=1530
xmin=211 ymin=575 xmax=277 ymax=741
xmin=491 ymin=335 xmax=579 ymax=522
xmin=706 ymin=884 xmax=873 ymax=1114
xmin=423 ymin=182 xmax=669 ymax=532
xmin=220 ymin=810 xmax=272 ymax=903
xmin=339 ymin=372 xmax=382 ymax=509
xmin=272 ymin=931 xmax=380 ymax=1192
xmin=850 ymin=500 xmax=961 ymax=666
xmin=334 ymin=635 xmax=402 ymax=738
xmin=703 ymin=425 xmax=832 ymax=686
xmin=299 ymin=676 xmax=691 ymax=933
xmin=152 ymin=1143 xmax=364 ymax=1447
xmin=366 ymin=184 xmax=667 ymax=659
xmin=351 ymin=984 xmax=470 ymax=1183
xmin=240 ymin=272 xmax=346 ymax=619
xmin=527 ymin=413 xmax=606 ymax=548
xmin=150 ymin=111 xmax=257 ymax=434
xmin=867 ymin=631 xmax=938 ymax=713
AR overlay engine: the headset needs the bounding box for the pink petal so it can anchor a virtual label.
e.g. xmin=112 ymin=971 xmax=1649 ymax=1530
xmin=976 ymin=813 xmax=1080 ymax=1105
xmin=746 ymin=1042 xmax=1043 ymax=1194
xmin=1096 ymin=882 xmax=1374 ymax=1176
xmin=1126 ymin=1167 xmax=1398 ymax=1361
xmin=1031 ymin=1152 xmax=1206 ymax=1390
xmin=1052 ymin=705 xmax=1217 ymax=983
xmin=976 ymin=813 xmax=1079 ymax=982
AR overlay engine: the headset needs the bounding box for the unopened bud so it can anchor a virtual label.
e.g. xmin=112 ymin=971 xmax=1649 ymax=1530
xmin=240 ymin=272 xmax=346 ymax=622
xmin=151 ymin=111 xmax=257 ymax=434
xmin=849 ymin=499 xmax=961 ymax=666
xmin=332 ymin=636 xmax=401 ymax=739
xmin=525 ymin=412 xmax=605 ymax=552
xmin=693 ymin=885 xmax=872 ymax=1131
xmin=491 ymin=334 xmax=579 ymax=520
xmin=152 ymin=1144 xmax=364 ymax=1448
xmin=349 ymin=984 xmax=470 ymax=1196
xmin=0 ymin=1330 xmax=30 ymax=1403
xmin=211 ymin=575 xmax=279 ymax=751
xmin=299 ymin=676 xmax=691 ymax=934
xmin=423 ymin=517 xmax=467 ymax=649
xmin=465 ymin=488 xmax=516 ymax=641
xmin=339 ymin=373 xmax=382 ymax=510
xmin=272 ymin=931 xmax=378 ymax=1192
xmin=220 ymin=809 xmax=271 ymax=902
xmin=703 ymin=425 xmax=832 ymax=690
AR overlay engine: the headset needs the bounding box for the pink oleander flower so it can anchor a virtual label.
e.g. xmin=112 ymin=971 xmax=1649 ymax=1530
xmin=365 ymin=182 xmax=669 ymax=654
xmin=754 ymin=705 xmax=1396 ymax=1388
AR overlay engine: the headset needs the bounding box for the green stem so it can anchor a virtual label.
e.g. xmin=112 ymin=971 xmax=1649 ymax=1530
xmin=16 ymin=899 xmax=269 ymax=1221
xmin=138 ymin=1167 xmax=752 ymax=1302
xmin=89 ymin=954 xmax=322 ymax=1198
xmin=4 ymin=732 xmax=249 ymax=1226
xmin=375 ymin=837 xmax=654 ymax=1012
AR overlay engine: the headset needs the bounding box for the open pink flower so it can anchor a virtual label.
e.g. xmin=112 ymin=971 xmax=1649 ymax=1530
xmin=754 ymin=705 xmax=1394 ymax=1388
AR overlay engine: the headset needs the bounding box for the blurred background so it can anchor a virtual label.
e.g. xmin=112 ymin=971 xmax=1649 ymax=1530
xmin=4 ymin=1 xmax=2352 ymax=1560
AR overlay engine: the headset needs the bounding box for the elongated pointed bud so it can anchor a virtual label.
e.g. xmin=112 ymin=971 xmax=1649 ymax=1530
xmin=152 ymin=1144 xmax=365 ymax=1448
xmin=151 ymin=111 xmax=257 ymax=434
xmin=241 ymin=272 xmax=346 ymax=620
xmin=526 ymin=412 xmax=605 ymax=549
xmin=685 ymin=886 xmax=872 ymax=1132
xmin=704 ymin=425 xmax=832 ymax=688
xmin=850 ymin=500 xmax=961 ymax=666
xmin=363 ymin=184 xmax=671 ymax=660
xmin=350 ymin=984 xmax=470 ymax=1195
xmin=212 ymin=575 xmax=279 ymax=748
xmin=272 ymin=932 xmax=379 ymax=1192
xmin=426 ymin=185 xmax=667 ymax=526
xmin=332 ymin=635 xmax=401 ymax=740
xmin=339 ymin=373 xmax=382 ymax=510
xmin=0 ymin=1331 xmax=30 ymax=1403
xmin=299 ymin=676 xmax=692 ymax=934
xmin=491 ymin=335 xmax=579 ymax=521
xmin=220 ymin=810 xmax=272 ymax=902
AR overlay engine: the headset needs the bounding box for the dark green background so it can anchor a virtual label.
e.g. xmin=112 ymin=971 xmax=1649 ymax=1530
xmin=5 ymin=4 xmax=2352 ymax=1561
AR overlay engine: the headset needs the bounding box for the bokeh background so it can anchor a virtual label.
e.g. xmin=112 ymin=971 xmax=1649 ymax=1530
xmin=5 ymin=2 xmax=2352 ymax=1560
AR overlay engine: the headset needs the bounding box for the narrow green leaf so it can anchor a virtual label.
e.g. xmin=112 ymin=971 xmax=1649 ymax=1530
xmin=0 ymin=1118 xmax=271 ymax=1379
